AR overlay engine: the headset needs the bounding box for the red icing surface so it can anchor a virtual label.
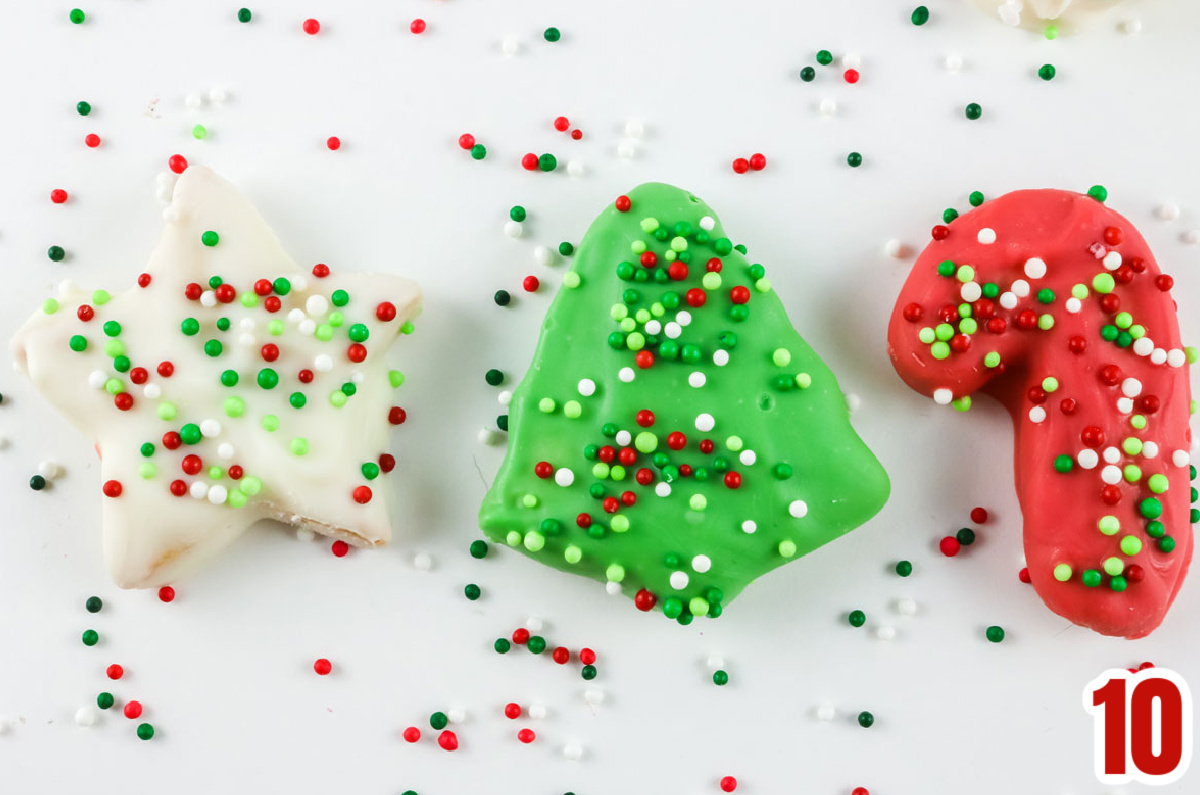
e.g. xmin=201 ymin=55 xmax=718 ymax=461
xmin=888 ymin=189 xmax=1194 ymax=638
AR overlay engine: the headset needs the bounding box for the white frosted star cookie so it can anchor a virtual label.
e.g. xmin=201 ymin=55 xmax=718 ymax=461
xmin=11 ymin=166 xmax=422 ymax=588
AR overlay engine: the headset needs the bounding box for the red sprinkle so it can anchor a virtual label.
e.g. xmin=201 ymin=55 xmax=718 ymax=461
xmin=123 ymin=701 xmax=142 ymax=719
xmin=552 ymin=646 xmax=570 ymax=664
xmin=634 ymin=589 xmax=657 ymax=611
xmin=84 ymin=133 xmax=101 ymax=148
xmin=410 ymin=18 xmax=426 ymax=34
xmin=732 ymin=157 xmax=750 ymax=174
xmin=570 ymin=129 xmax=583 ymax=140
xmin=313 ymin=658 xmax=332 ymax=675
xmin=388 ymin=406 xmax=407 ymax=425
xmin=517 ymin=728 xmax=536 ymax=744
xmin=352 ymin=486 xmax=373 ymax=504
xmin=114 ymin=393 xmax=134 ymax=411
xmin=523 ymin=276 xmax=540 ymax=292
xmin=844 ymin=68 xmax=860 ymax=84
xmin=438 ymin=730 xmax=459 ymax=751
xmin=168 ymin=154 xmax=188 ymax=174
xmin=720 ymin=776 xmax=738 ymax=792
xmin=512 ymin=628 xmax=531 ymax=644
xmin=939 ymin=536 xmax=961 ymax=557
xmin=312 ymin=263 xmax=330 ymax=278
xmin=158 ymin=586 xmax=175 ymax=603
xmin=504 ymin=703 xmax=522 ymax=719
xmin=137 ymin=273 xmax=152 ymax=288
xmin=553 ymin=116 xmax=570 ymax=131
xmin=521 ymin=153 xmax=539 ymax=171
xmin=970 ymin=507 xmax=988 ymax=524
xmin=931 ymin=225 xmax=950 ymax=241
xmin=852 ymin=789 xmax=870 ymax=795
xmin=614 ymin=195 xmax=632 ymax=212
xmin=302 ymin=18 xmax=320 ymax=35
xmin=1018 ymin=567 xmax=1032 ymax=583
xmin=326 ymin=136 xmax=341 ymax=151
xmin=579 ymin=648 xmax=596 ymax=665
xmin=376 ymin=301 xmax=397 ymax=322
xmin=331 ymin=540 xmax=350 ymax=558
xmin=748 ymin=153 xmax=766 ymax=171
xmin=379 ymin=453 xmax=396 ymax=473
xmin=50 ymin=189 xmax=68 ymax=204
xmin=106 ymin=664 xmax=124 ymax=680
xmin=403 ymin=726 xmax=421 ymax=742
xmin=458 ymin=133 xmax=476 ymax=150
xmin=102 ymin=480 xmax=123 ymax=498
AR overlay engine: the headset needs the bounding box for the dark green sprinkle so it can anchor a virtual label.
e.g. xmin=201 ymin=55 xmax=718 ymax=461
xmin=464 ymin=583 xmax=481 ymax=600
xmin=85 ymin=596 xmax=103 ymax=613
xmin=848 ymin=609 xmax=866 ymax=627
xmin=76 ymin=101 xmax=92 ymax=116
xmin=48 ymin=245 xmax=66 ymax=262
xmin=289 ymin=392 xmax=307 ymax=409
xmin=220 ymin=370 xmax=239 ymax=387
xmin=1082 ymin=569 xmax=1102 ymax=587
xmin=581 ymin=664 xmax=597 ymax=680
xmin=1088 ymin=184 xmax=1108 ymax=202
xmin=713 ymin=669 xmax=729 ymax=686
xmin=140 ymin=443 xmax=155 ymax=457
xmin=538 ymin=153 xmax=557 ymax=172
xmin=494 ymin=638 xmax=511 ymax=654
xmin=237 ymin=7 xmax=251 ymax=23
xmin=527 ymin=635 xmax=546 ymax=654
xmin=82 ymin=629 xmax=99 ymax=646
xmin=895 ymin=560 xmax=913 ymax=577
xmin=858 ymin=711 xmax=874 ymax=728
xmin=847 ymin=151 xmax=863 ymax=168
xmin=985 ymin=625 xmax=1005 ymax=643
xmin=469 ymin=540 xmax=489 ymax=559
xmin=203 ymin=339 xmax=223 ymax=357
xmin=96 ymin=692 xmax=114 ymax=709
xmin=969 ymin=191 xmax=985 ymax=207
xmin=136 ymin=723 xmax=154 ymax=740
xmin=800 ymin=66 xmax=815 ymax=82
xmin=496 ymin=414 xmax=509 ymax=432
xmin=30 ymin=475 xmax=47 ymax=491
xmin=485 ymin=369 xmax=504 ymax=386
xmin=69 ymin=335 xmax=87 ymax=352
xmin=509 ymin=206 xmax=526 ymax=222
xmin=1038 ymin=63 xmax=1056 ymax=81
xmin=558 ymin=241 xmax=574 ymax=256
xmin=330 ymin=289 xmax=348 ymax=307
xmin=494 ymin=289 xmax=511 ymax=306
xmin=216 ymin=317 xmax=231 ymax=332
xmin=208 ymin=276 xmax=223 ymax=289
xmin=543 ymin=26 xmax=561 ymax=42
xmin=470 ymin=143 xmax=487 ymax=160
xmin=181 ymin=318 xmax=200 ymax=336
xmin=965 ymin=102 xmax=983 ymax=120
xmin=911 ymin=5 xmax=930 ymax=25
xmin=1054 ymin=454 xmax=1074 ymax=473
xmin=272 ymin=277 xmax=291 ymax=296
xmin=816 ymin=49 xmax=833 ymax=65
xmin=180 ymin=423 xmax=202 ymax=444
xmin=361 ymin=462 xmax=379 ymax=480
xmin=430 ymin=711 xmax=448 ymax=730
xmin=956 ymin=527 xmax=976 ymax=546
xmin=943 ymin=208 xmax=959 ymax=223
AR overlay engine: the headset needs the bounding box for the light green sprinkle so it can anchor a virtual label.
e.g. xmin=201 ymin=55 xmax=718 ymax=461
xmin=772 ymin=348 xmax=792 ymax=368
xmin=1093 ymin=273 xmax=1115 ymax=294
xmin=523 ymin=531 xmax=545 ymax=552
xmin=1053 ymin=563 xmax=1073 ymax=582
xmin=330 ymin=391 xmax=347 ymax=407
xmin=239 ymin=476 xmax=262 ymax=496
xmin=1120 ymin=536 xmax=1143 ymax=556
xmin=611 ymin=515 xmax=629 ymax=533
xmin=1098 ymin=516 xmax=1120 ymax=535
xmin=605 ymin=563 xmax=625 ymax=582
xmin=92 ymin=289 xmax=111 ymax=305
xmin=592 ymin=462 xmax=610 ymax=479
xmin=1042 ymin=377 xmax=1059 ymax=392
xmin=104 ymin=379 xmax=124 ymax=395
xmin=984 ymin=352 xmax=1001 ymax=368
xmin=634 ymin=431 xmax=658 ymax=453
xmin=956 ymin=265 xmax=975 ymax=283
xmin=918 ymin=327 xmax=936 ymax=344
xmin=538 ymin=397 xmax=556 ymax=413
xmin=1123 ymin=465 xmax=1141 ymax=483
xmin=563 ymin=272 xmax=581 ymax=289
xmin=223 ymin=396 xmax=245 ymax=418
xmin=564 ymin=545 xmax=582 ymax=564
xmin=1038 ymin=314 xmax=1055 ymax=331
xmin=640 ymin=218 xmax=660 ymax=233
xmin=157 ymin=402 xmax=177 ymax=421
xmin=1071 ymin=283 xmax=1089 ymax=300
xmin=42 ymin=298 xmax=59 ymax=315
xmin=1122 ymin=437 xmax=1143 ymax=456
xmin=689 ymin=494 xmax=707 ymax=511
xmin=261 ymin=415 xmax=279 ymax=432
xmin=725 ymin=435 xmax=743 ymax=452
xmin=795 ymin=373 xmax=812 ymax=389
xmin=755 ymin=278 xmax=772 ymax=293
xmin=521 ymin=493 xmax=539 ymax=508
xmin=563 ymin=400 xmax=582 ymax=419
xmin=239 ymin=292 xmax=258 ymax=308
xmin=228 ymin=490 xmax=247 ymax=509
xmin=267 ymin=319 xmax=284 ymax=336
xmin=1102 ymin=557 xmax=1124 ymax=576
xmin=315 ymin=325 xmax=334 ymax=342
xmin=290 ymin=438 xmax=309 ymax=456
xmin=388 ymin=370 xmax=405 ymax=388
xmin=506 ymin=530 xmax=522 ymax=547
xmin=1147 ymin=473 xmax=1169 ymax=494
xmin=138 ymin=463 xmax=156 ymax=479
xmin=702 ymin=272 xmax=722 ymax=291
xmin=689 ymin=597 xmax=710 ymax=617
xmin=778 ymin=539 xmax=797 ymax=558
xmin=626 ymin=332 xmax=645 ymax=351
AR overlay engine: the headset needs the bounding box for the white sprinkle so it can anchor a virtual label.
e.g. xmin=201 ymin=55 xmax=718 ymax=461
xmin=447 ymin=706 xmax=467 ymax=724
xmin=350 ymin=371 xmax=364 ymax=385
xmin=1103 ymin=251 xmax=1123 ymax=271
xmin=618 ymin=367 xmax=635 ymax=383
xmin=624 ymin=118 xmax=645 ymax=138
xmin=577 ymin=379 xmax=596 ymax=396
xmin=501 ymin=36 xmax=520 ymax=55
xmin=533 ymin=245 xmax=554 ymax=267
xmin=38 ymin=461 xmax=61 ymax=479
xmin=713 ymin=349 xmax=730 ymax=367
xmin=478 ymin=428 xmax=500 ymax=445
xmin=1078 ymin=449 xmax=1099 ymax=470
xmin=846 ymin=393 xmax=862 ymax=413
xmin=200 ymin=419 xmax=221 ymax=438
xmin=932 ymin=388 xmax=953 ymax=405
xmin=699 ymin=216 xmax=715 ymax=232
xmin=883 ymin=239 xmax=906 ymax=258
xmin=1173 ymin=449 xmax=1191 ymax=468
xmin=943 ymin=53 xmax=964 ymax=72
xmin=615 ymin=430 xmax=632 ymax=447
xmin=874 ymin=625 xmax=897 ymax=641
xmin=88 ymin=370 xmax=107 ymax=389
xmin=554 ymin=468 xmax=575 ymax=487
xmin=1151 ymin=348 xmax=1168 ymax=365
xmin=999 ymin=292 xmax=1018 ymax=310
xmin=675 ymin=311 xmax=693 ymax=327
xmin=143 ymin=383 xmax=162 ymax=399
xmin=1116 ymin=397 xmax=1134 ymax=415
xmin=566 ymin=159 xmax=585 ymax=178
xmin=1028 ymin=406 xmax=1046 ymax=424
xmin=688 ymin=372 xmax=707 ymax=388
xmin=818 ymin=97 xmax=838 ymax=118
xmin=527 ymin=702 xmax=547 ymax=720
xmin=238 ymin=333 xmax=255 ymax=347
xmin=1184 ymin=230 xmax=1200 ymax=246
xmin=816 ymin=704 xmax=837 ymax=722
xmin=287 ymin=308 xmax=305 ymax=323
xmin=669 ymin=570 xmax=689 ymax=590
xmin=605 ymin=581 xmax=622 ymax=595
xmin=218 ymin=443 xmax=235 ymax=459
xmin=155 ymin=183 xmax=173 ymax=203
xmin=741 ymin=520 xmax=757 ymax=534
xmin=788 ymin=499 xmax=808 ymax=518
xmin=977 ymin=228 xmax=997 ymax=245
xmin=739 ymin=450 xmax=757 ymax=466
xmin=295 ymin=528 xmax=316 ymax=542
xmin=412 ymin=552 xmax=433 ymax=571
xmin=314 ymin=354 xmax=333 ymax=373
xmin=209 ymin=86 xmax=228 ymax=104
xmin=562 ymin=740 xmax=583 ymax=761
xmin=1143 ymin=441 xmax=1159 ymax=459
xmin=1023 ymin=257 xmax=1047 ymax=279
xmin=184 ymin=92 xmax=203 ymax=110
xmin=504 ymin=220 xmax=524 ymax=239
xmin=1167 ymin=349 xmax=1187 ymax=368
xmin=960 ymin=282 xmax=982 ymax=302
xmin=695 ymin=413 xmax=715 ymax=432
xmin=1103 ymin=446 xmax=1122 ymax=465
xmin=706 ymin=655 xmax=725 ymax=670
xmin=895 ymin=598 xmax=917 ymax=616
xmin=291 ymin=276 xmax=309 ymax=292
xmin=655 ymin=482 xmax=672 ymax=497
xmin=1064 ymin=297 xmax=1082 ymax=314
xmin=1156 ymin=203 xmax=1181 ymax=222
xmin=841 ymin=51 xmax=862 ymax=69
xmin=617 ymin=140 xmax=637 ymax=159
xmin=1133 ymin=337 xmax=1154 ymax=356
xmin=998 ymin=1 xmax=1021 ymax=25
xmin=691 ymin=554 xmax=712 ymax=574
xmin=306 ymin=295 xmax=329 ymax=316
xmin=644 ymin=320 xmax=662 ymax=335
xmin=1011 ymin=279 xmax=1030 ymax=298
xmin=208 ymin=485 xmax=228 ymax=505
xmin=1120 ymin=17 xmax=1142 ymax=34
xmin=189 ymin=481 xmax=209 ymax=500
xmin=498 ymin=390 xmax=513 ymax=406
xmin=1121 ymin=378 xmax=1143 ymax=397
xmin=200 ymin=290 xmax=217 ymax=308
xmin=584 ymin=687 xmax=606 ymax=705
xmin=664 ymin=321 xmax=682 ymax=339
xmin=1101 ymin=466 xmax=1123 ymax=486
xmin=74 ymin=707 xmax=99 ymax=727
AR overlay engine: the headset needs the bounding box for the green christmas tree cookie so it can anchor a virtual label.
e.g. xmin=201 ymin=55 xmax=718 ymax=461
xmin=480 ymin=183 xmax=889 ymax=623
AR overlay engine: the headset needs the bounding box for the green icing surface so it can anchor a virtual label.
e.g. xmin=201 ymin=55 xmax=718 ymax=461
xmin=479 ymin=183 xmax=889 ymax=622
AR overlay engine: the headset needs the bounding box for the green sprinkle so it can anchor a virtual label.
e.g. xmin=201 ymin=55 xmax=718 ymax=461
xmin=964 ymin=102 xmax=982 ymax=120
xmin=494 ymin=638 xmax=511 ymax=654
xmin=713 ymin=669 xmax=729 ymax=686
xmin=1082 ymin=569 xmax=1102 ymax=587
xmin=464 ymin=583 xmax=481 ymax=601
xmin=1088 ymin=184 xmax=1108 ymax=202
xmin=1038 ymin=63 xmax=1056 ymax=81
xmin=69 ymin=335 xmax=88 ymax=352
xmin=509 ymin=205 xmax=526 ymax=222
xmin=543 ymin=26 xmax=561 ymax=42
xmin=470 ymin=143 xmax=487 ymax=159
xmin=76 ymin=100 xmax=92 ymax=116
xmin=558 ymin=241 xmax=574 ymax=256
xmin=201 ymin=230 xmax=219 ymax=247
xmin=985 ymin=625 xmax=1005 ymax=643
xmin=237 ymin=8 xmax=252 ymax=22
xmin=800 ymin=66 xmax=816 ymax=82
xmin=911 ymin=5 xmax=929 ymax=25
xmin=48 ymin=245 xmax=66 ymax=262
xmin=858 ymin=711 xmax=874 ymax=728
xmin=816 ymin=49 xmax=833 ymax=65
xmin=69 ymin=8 xmax=85 ymax=24
xmin=485 ymin=368 xmax=504 ymax=386
xmin=203 ymin=339 xmax=223 ymax=357
xmin=581 ymin=664 xmax=597 ymax=680
xmin=257 ymin=368 xmax=279 ymax=390
xmin=538 ymin=153 xmax=557 ymax=172
xmin=895 ymin=560 xmax=913 ymax=577
xmin=969 ymin=191 xmax=985 ymax=207
xmin=527 ymin=636 xmax=546 ymax=654
xmin=847 ymin=151 xmax=863 ymax=168
xmin=469 ymin=539 xmax=489 ymax=559
xmin=83 ymin=629 xmax=100 ymax=647
xmin=97 ymin=692 xmax=114 ymax=709
xmin=289 ymin=392 xmax=307 ymax=409
xmin=848 ymin=609 xmax=866 ymax=627
xmin=137 ymin=723 xmax=154 ymax=740
xmin=1139 ymin=497 xmax=1163 ymax=519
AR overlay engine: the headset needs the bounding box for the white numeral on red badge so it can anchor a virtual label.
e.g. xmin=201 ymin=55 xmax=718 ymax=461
xmin=1083 ymin=668 xmax=1193 ymax=786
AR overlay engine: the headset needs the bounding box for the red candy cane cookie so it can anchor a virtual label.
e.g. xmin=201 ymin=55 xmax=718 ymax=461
xmin=888 ymin=188 xmax=1195 ymax=638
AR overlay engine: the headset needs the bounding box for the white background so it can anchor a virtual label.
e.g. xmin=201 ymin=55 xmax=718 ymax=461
xmin=0 ymin=1 xmax=1197 ymax=793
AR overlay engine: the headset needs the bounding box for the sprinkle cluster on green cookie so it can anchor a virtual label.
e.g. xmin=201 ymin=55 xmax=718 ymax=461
xmin=480 ymin=183 xmax=889 ymax=623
